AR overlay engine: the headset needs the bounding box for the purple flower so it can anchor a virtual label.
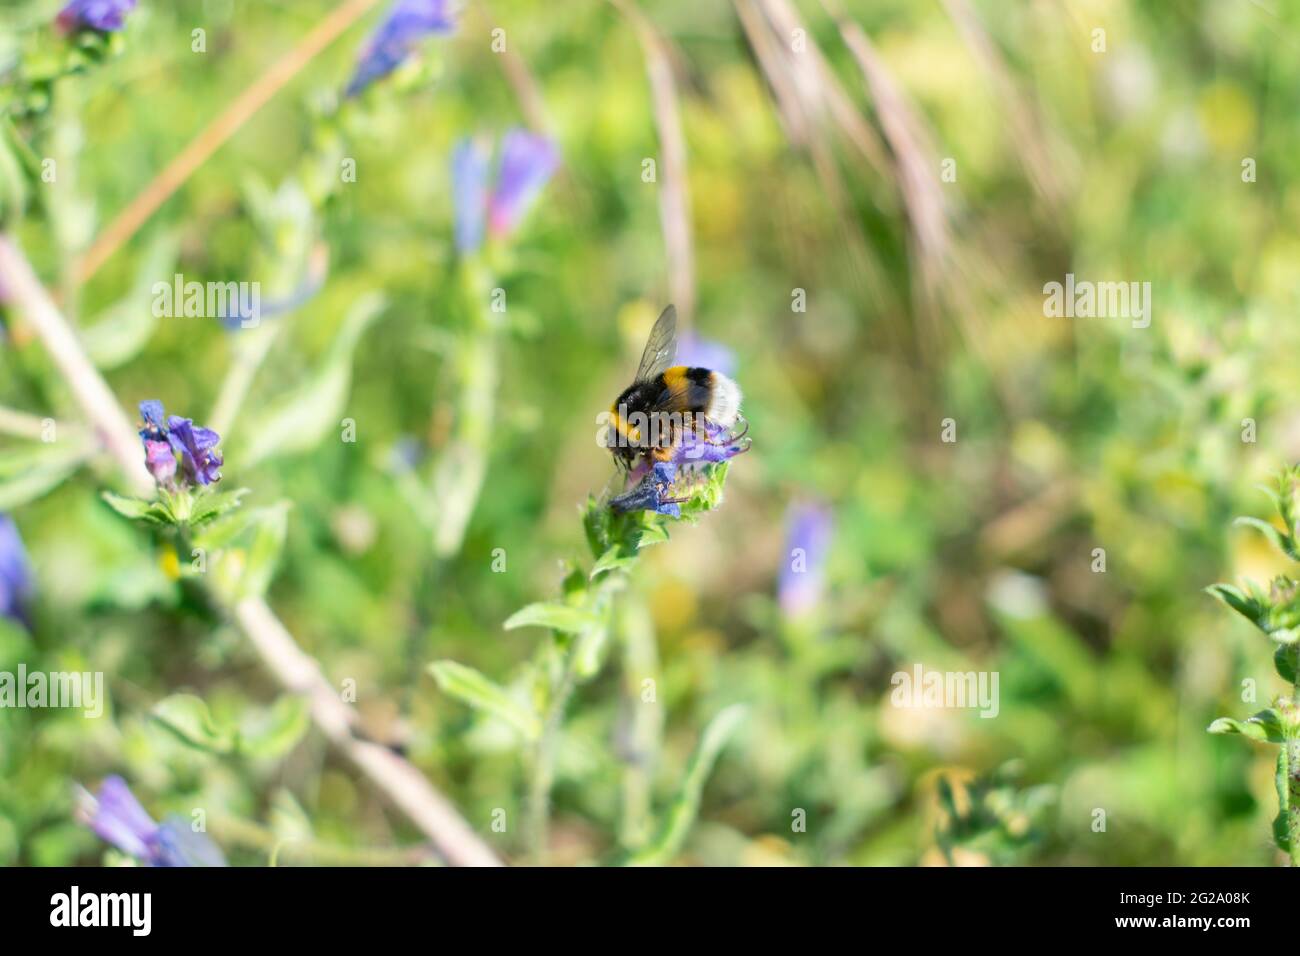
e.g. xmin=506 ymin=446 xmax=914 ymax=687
xmin=56 ymin=0 xmax=136 ymax=33
xmin=778 ymin=501 xmax=833 ymax=617
xmin=78 ymin=776 xmax=227 ymax=867
xmin=674 ymin=417 xmax=750 ymax=464
xmin=0 ymin=514 xmax=32 ymax=628
xmin=166 ymin=417 xmax=223 ymax=486
xmin=144 ymin=440 xmax=176 ymax=485
xmin=138 ymin=399 xmax=166 ymax=435
xmin=451 ymin=139 xmax=490 ymax=254
xmin=487 ymin=130 xmax=560 ymax=238
xmin=452 ymin=129 xmax=559 ymax=254
xmin=137 ymin=401 xmax=223 ymax=488
xmin=677 ymin=334 xmax=736 ymax=376
xmin=345 ymin=0 xmax=456 ymax=97
xmin=611 ymin=461 xmax=685 ymax=518
xmin=610 ymin=420 xmax=750 ymax=516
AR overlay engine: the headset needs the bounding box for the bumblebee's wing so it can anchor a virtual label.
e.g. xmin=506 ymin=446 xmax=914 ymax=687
xmin=634 ymin=305 xmax=678 ymax=383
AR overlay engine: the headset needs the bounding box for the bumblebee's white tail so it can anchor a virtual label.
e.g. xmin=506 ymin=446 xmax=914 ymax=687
xmin=707 ymin=373 xmax=742 ymax=427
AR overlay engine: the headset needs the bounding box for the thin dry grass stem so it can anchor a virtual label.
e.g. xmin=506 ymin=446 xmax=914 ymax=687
xmin=0 ymin=236 xmax=153 ymax=494
xmin=232 ymin=597 xmax=503 ymax=867
xmin=820 ymin=3 xmax=954 ymax=351
xmin=734 ymin=0 xmax=886 ymax=332
xmin=75 ymin=0 xmax=383 ymax=285
xmin=210 ymin=814 xmax=437 ymax=866
xmin=611 ymin=0 xmax=696 ymax=326
xmin=941 ymin=0 xmax=1074 ymax=218
xmin=0 ymin=405 xmax=82 ymax=442
xmin=733 ymin=0 xmax=809 ymax=144
xmin=476 ymin=1 xmax=551 ymax=133
xmin=736 ymin=0 xmax=898 ymax=319
xmin=831 ymin=12 xmax=949 ymax=276
xmin=0 ymin=234 xmax=502 ymax=867
xmin=755 ymin=0 xmax=891 ymax=179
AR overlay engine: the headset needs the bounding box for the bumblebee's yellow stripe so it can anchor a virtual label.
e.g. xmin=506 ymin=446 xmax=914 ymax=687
xmin=609 ymin=404 xmax=639 ymax=442
xmin=661 ymin=366 xmax=689 ymax=399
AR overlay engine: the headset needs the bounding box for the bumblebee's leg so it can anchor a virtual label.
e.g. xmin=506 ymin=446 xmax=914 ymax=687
xmin=702 ymin=416 xmax=747 ymax=445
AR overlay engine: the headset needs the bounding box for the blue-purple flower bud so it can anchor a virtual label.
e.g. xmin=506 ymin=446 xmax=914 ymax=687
xmin=451 ymin=138 xmax=490 ymax=254
xmin=487 ymin=129 xmax=560 ymax=239
xmin=346 ymin=0 xmax=456 ymax=97
xmin=0 ymin=514 xmax=32 ymax=628
xmin=137 ymin=401 xmax=224 ymax=489
xmin=79 ymin=776 xmax=227 ymax=867
xmin=166 ymin=416 xmax=223 ymax=487
xmin=56 ymin=0 xmax=136 ymax=33
xmin=778 ymin=501 xmax=833 ymax=617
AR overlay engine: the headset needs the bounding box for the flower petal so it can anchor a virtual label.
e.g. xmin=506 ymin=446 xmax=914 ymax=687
xmin=778 ymin=501 xmax=834 ymax=616
xmin=487 ymin=129 xmax=559 ymax=237
xmin=0 ymin=514 xmax=31 ymax=626
xmin=144 ymin=439 xmax=177 ymax=485
xmin=345 ymin=0 xmax=457 ymax=96
xmin=609 ymin=461 xmax=681 ymax=516
xmin=57 ymin=0 xmax=136 ymax=33
xmin=671 ymin=417 xmax=750 ymax=465
xmin=451 ymin=138 xmax=490 ymax=254
xmin=166 ymin=417 xmax=224 ymax=486
xmin=86 ymin=776 xmax=157 ymax=860
xmin=148 ymin=817 xmax=228 ymax=867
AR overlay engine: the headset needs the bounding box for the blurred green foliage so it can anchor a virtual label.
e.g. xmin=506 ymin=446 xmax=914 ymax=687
xmin=2 ymin=0 xmax=1299 ymax=866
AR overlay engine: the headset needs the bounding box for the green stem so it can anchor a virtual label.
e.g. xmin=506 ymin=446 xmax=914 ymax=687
xmin=208 ymin=321 xmax=284 ymax=438
xmin=526 ymin=564 xmax=629 ymax=863
xmin=1290 ymin=661 xmax=1300 ymax=866
xmin=527 ymin=637 xmax=581 ymax=864
xmin=617 ymin=594 xmax=661 ymax=850
xmin=1286 ymin=739 xmax=1300 ymax=866
xmin=430 ymin=262 xmax=498 ymax=557
xmin=210 ymin=816 xmax=435 ymax=866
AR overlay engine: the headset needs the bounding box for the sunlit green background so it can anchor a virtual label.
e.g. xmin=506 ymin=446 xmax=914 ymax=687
xmin=2 ymin=0 xmax=1299 ymax=866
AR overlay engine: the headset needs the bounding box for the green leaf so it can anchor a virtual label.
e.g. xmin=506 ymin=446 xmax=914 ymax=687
xmin=240 ymin=502 xmax=290 ymax=598
xmin=190 ymin=500 xmax=290 ymax=599
xmin=633 ymin=521 xmax=671 ymax=549
xmin=238 ymin=696 xmax=310 ymax=759
xmin=504 ymin=601 xmax=601 ymax=634
xmin=240 ymin=293 xmax=385 ymax=467
xmin=1205 ymin=583 xmax=1269 ymax=631
xmin=100 ymin=490 xmax=172 ymax=525
xmin=192 ymin=506 xmax=257 ymax=551
xmin=583 ymin=495 xmax=611 ymax=559
xmin=429 ymin=660 xmax=542 ymax=740
xmin=589 ymin=547 xmax=639 ymax=579
xmin=268 ymin=788 xmax=314 ymax=844
xmin=81 ymin=232 xmax=178 ymax=369
xmin=1207 ymin=710 xmax=1285 ymax=743
xmin=151 ymin=694 xmax=237 ymax=753
xmin=0 ymin=118 xmax=30 ymax=225
xmin=1274 ymin=749 xmax=1291 ymax=854
xmin=1234 ymin=516 xmax=1300 ymax=561
xmin=0 ymin=448 xmax=85 ymax=510
xmin=573 ymin=623 xmax=612 ymax=680
xmin=625 ymin=704 xmax=749 ymax=866
xmin=681 ymin=461 xmax=731 ymax=516
xmin=188 ymin=487 xmax=251 ymax=527
xmin=1276 ymin=645 xmax=1298 ymax=684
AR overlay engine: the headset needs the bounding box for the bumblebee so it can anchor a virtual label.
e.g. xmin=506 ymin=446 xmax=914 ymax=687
xmin=603 ymin=305 xmax=743 ymax=469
